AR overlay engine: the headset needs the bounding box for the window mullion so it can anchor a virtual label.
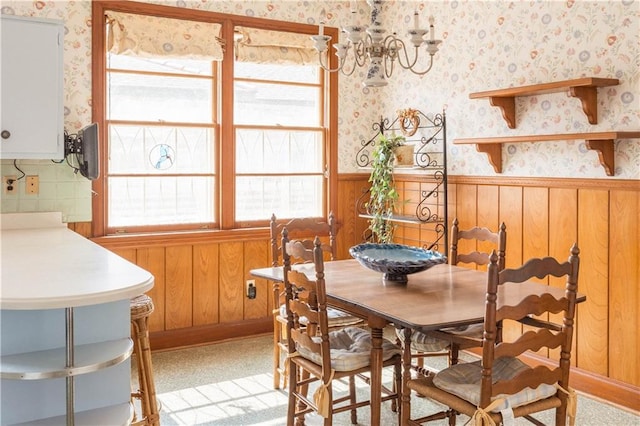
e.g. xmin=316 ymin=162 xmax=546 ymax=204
xmin=219 ymin=19 xmax=236 ymax=230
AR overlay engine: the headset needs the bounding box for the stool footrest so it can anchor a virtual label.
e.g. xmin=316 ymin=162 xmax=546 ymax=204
xmin=130 ymin=295 xmax=160 ymax=426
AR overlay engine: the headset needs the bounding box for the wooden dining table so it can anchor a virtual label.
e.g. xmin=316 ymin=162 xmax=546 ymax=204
xmin=250 ymin=259 xmax=585 ymax=425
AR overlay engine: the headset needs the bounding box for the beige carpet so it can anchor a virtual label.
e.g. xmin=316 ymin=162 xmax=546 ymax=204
xmin=132 ymin=333 xmax=639 ymax=425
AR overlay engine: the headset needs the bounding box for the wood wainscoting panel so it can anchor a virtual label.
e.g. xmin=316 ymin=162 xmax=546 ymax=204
xmin=67 ymin=221 xmax=92 ymax=238
xmin=219 ymin=241 xmax=244 ymax=323
xmin=193 ymin=243 xmax=220 ymax=326
xmin=476 ymin=185 xmax=499 ymax=267
xmin=337 ymin=176 xmax=367 ymax=258
xmin=165 ymin=245 xmax=193 ymax=330
xmin=498 ymin=185 xmax=524 ymax=267
xmin=522 ymin=187 xmax=549 ymax=260
xmin=111 ymin=248 xmax=136 ymax=264
xmin=548 ymin=188 xmax=578 ymax=363
xmin=244 ymin=240 xmax=270 ymax=320
xmin=84 ymin=174 xmax=638 ymax=409
xmin=137 ymin=247 xmax=166 ymax=333
xmin=454 ymin=184 xmax=478 ymax=261
xmin=498 ymin=186 xmax=524 ymax=344
xmin=577 ymin=189 xmax=610 ymax=377
xmin=522 ymin=187 xmax=550 ymax=358
xmin=443 ymin=176 xmax=638 ymax=408
xmin=609 ymin=189 xmax=639 ymax=386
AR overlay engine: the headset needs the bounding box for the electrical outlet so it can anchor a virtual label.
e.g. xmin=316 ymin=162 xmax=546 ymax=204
xmin=3 ymin=176 xmax=17 ymax=194
xmin=246 ymin=279 xmax=257 ymax=299
xmin=26 ymin=176 xmax=39 ymax=195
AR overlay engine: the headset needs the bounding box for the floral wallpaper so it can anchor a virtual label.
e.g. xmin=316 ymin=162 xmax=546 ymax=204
xmin=379 ymin=0 xmax=640 ymax=178
xmin=1 ymin=0 xmax=638 ymax=220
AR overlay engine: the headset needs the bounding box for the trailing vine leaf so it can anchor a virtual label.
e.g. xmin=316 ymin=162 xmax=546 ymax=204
xmin=366 ymin=134 xmax=405 ymax=243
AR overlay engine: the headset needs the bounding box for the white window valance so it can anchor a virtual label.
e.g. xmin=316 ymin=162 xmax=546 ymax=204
xmin=234 ymin=26 xmax=317 ymax=65
xmin=106 ymin=11 xmax=224 ymax=61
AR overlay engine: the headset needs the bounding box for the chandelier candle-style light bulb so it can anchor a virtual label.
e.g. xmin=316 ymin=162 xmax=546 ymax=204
xmin=312 ymin=0 xmax=442 ymax=87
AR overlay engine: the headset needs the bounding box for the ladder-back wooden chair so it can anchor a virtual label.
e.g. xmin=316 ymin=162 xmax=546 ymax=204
xmin=398 ymin=218 xmax=508 ymax=376
xmin=270 ymin=212 xmax=362 ymax=389
xmin=405 ymin=244 xmax=581 ymax=426
xmin=283 ymin=233 xmax=402 ymax=425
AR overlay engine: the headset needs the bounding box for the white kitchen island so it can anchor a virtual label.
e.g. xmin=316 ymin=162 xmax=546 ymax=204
xmin=1 ymin=212 xmax=154 ymax=425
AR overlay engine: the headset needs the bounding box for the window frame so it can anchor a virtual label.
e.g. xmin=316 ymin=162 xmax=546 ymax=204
xmin=91 ymin=0 xmax=339 ymax=238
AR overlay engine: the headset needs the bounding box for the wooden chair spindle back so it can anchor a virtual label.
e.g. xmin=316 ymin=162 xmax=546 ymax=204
xmin=480 ymin=244 xmax=580 ymax=408
xmin=282 ymin=233 xmax=332 ymax=377
xmin=450 ymin=217 xmax=507 ymax=271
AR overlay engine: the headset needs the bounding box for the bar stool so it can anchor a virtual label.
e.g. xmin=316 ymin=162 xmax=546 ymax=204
xmin=130 ymin=294 xmax=160 ymax=426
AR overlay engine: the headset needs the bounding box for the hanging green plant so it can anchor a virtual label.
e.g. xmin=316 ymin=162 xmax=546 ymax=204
xmin=366 ymin=134 xmax=406 ymax=243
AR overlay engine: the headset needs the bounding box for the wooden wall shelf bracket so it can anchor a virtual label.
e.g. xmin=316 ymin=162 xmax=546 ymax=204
xmin=584 ymin=139 xmax=615 ymax=176
xmin=570 ymin=86 xmax=599 ymax=125
xmin=488 ymin=97 xmax=516 ymax=129
xmin=469 ymin=77 xmax=619 ymax=128
xmin=475 ymin=143 xmax=502 ymax=173
xmin=454 ymin=131 xmax=640 ymax=175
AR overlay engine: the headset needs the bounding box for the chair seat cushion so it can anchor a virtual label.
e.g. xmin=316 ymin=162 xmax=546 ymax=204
xmin=297 ymin=326 xmax=401 ymax=371
xmin=432 ymin=356 xmax=557 ymax=412
xmin=279 ymin=304 xmax=363 ymax=327
xmin=440 ymin=323 xmax=484 ymax=338
xmin=396 ymin=328 xmax=450 ymax=352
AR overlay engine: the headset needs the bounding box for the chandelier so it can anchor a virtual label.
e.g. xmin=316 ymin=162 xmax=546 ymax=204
xmin=311 ymin=0 xmax=442 ymax=87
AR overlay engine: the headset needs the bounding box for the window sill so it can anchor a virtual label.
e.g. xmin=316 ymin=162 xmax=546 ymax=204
xmin=92 ymin=227 xmax=271 ymax=250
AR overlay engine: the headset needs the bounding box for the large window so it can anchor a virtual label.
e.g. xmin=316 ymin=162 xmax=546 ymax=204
xmin=92 ymin=2 xmax=337 ymax=235
xmin=234 ymin=61 xmax=325 ymax=223
xmin=106 ymin=55 xmax=217 ymax=230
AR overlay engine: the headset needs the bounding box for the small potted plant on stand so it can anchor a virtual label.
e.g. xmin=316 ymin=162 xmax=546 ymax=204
xmin=366 ymin=134 xmax=406 ymax=243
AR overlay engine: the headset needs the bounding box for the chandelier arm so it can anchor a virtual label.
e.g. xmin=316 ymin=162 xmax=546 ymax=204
xmin=390 ymin=39 xmax=420 ymax=71
xmin=317 ymin=51 xmax=346 ymax=73
xmin=383 ymin=53 xmax=395 ymax=78
xmin=405 ymin=54 xmax=435 ymax=76
xmin=354 ymin=39 xmax=369 ymax=68
xmin=338 ymin=52 xmax=361 ymax=77
xmin=386 ymin=36 xmax=437 ymax=75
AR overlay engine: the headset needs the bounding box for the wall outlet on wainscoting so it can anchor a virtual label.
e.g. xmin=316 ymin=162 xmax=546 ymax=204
xmin=246 ymin=279 xmax=256 ymax=299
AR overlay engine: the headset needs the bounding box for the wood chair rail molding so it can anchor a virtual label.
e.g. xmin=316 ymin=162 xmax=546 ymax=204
xmin=453 ymin=131 xmax=640 ymax=176
xmin=469 ymin=77 xmax=620 ymax=128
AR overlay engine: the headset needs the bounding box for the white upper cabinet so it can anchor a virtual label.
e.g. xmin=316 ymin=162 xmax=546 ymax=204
xmin=1 ymin=15 xmax=64 ymax=159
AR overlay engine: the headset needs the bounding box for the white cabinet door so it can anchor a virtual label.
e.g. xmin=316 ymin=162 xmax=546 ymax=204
xmin=1 ymin=15 xmax=64 ymax=159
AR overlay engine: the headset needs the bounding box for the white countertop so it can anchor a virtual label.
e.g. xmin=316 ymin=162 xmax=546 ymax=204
xmin=1 ymin=213 xmax=153 ymax=309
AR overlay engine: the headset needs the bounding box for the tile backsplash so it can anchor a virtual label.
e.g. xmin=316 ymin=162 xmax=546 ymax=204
xmin=0 ymin=159 xmax=92 ymax=223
